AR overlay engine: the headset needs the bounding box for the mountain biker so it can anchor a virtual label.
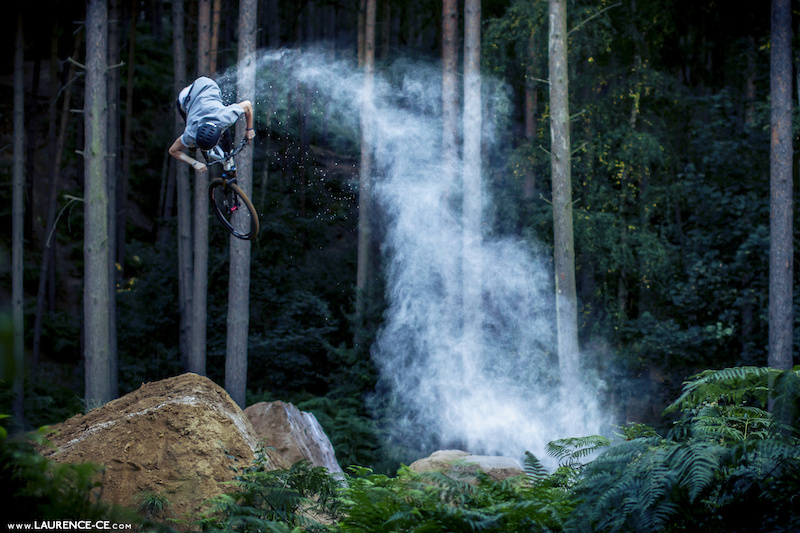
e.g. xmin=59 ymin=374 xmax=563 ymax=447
xmin=169 ymin=76 xmax=256 ymax=173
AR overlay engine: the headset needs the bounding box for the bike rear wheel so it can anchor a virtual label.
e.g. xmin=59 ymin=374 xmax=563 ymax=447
xmin=208 ymin=179 xmax=260 ymax=240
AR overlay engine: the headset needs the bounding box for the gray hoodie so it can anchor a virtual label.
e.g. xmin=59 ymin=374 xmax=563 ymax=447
xmin=178 ymin=76 xmax=244 ymax=148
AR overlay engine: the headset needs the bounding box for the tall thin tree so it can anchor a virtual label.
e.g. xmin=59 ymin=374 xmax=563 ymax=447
xmin=190 ymin=0 xmax=212 ymax=375
xmin=226 ymin=0 xmax=257 ymax=408
xmin=441 ymin=0 xmax=460 ymax=346
xmin=12 ymin=7 xmax=26 ymax=427
xmin=209 ymin=0 xmax=221 ymax=76
xmin=462 ymin=0 xmax=482 ymax=374
xmin=548 ymin=0 xmax=580 ymax=384
xmin=118 ymin=0 xmax=138 ymax=272
xmin=173 ymin=0 xmax=193 ymax=368
xmin=356 ymin=0 xmax=376 ymax=346
xmin=84 ymin=0 xmax=113 ymax=407
xmin=768 ymin=0 xmax=793 ymax=370
xmin=107 ymin=0 xmax=120 ymax=398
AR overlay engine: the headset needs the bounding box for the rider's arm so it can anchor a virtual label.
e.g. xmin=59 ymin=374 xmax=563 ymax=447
xmin=169 ymin=136 xmax=206 ymax=171
xmin=237 ymin=100 xmax=256 ymax=140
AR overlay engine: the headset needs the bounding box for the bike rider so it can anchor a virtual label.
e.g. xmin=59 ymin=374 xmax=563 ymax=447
xmin=169 ymin=76 xmax=256 ymax=172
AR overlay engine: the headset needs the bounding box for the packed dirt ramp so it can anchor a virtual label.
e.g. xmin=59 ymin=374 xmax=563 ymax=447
xmin=42 ymin=373 xmax=290 ymax=527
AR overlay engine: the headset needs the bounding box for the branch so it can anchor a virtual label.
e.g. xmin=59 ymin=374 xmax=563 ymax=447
xmin=67 ymin=56 xmax=86 ymax=70
xmin=46 ymin=195 xmax=84 ymax=248
xmin=570 ymin=109 xmax=586 ymax=121
xmin=528 ymin=77 xmax=550 ymax=85
xmin=569 ymin=3 xmax=622 ymax=36
xmin=571 ymin=141 xmax=587 ymax=156
xmin=56 ymin=70 xmax=84 ymax=102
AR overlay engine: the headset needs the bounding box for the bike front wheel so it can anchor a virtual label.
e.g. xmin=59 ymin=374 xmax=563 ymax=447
xmin=208 ymin=179 xmax=260 ymax=240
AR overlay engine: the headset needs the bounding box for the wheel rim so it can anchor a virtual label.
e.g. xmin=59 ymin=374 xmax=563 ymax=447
xmin=209 ymin=181 xmax=259 ymax=239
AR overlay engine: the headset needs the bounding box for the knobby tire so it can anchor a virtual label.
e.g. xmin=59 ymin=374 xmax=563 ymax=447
xmin=208 ymin=179 xmax=260 ymax=240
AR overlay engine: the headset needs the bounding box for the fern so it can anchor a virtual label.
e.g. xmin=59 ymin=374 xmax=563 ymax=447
xmin=666 ymin=442 xmax=720 ymax=502
xmin=546 ymin=435 xmax=611 ymax=468
xmin=199 ymin=458 xmax=342 ymax=532
xmin=522 ymin=452 xmax=549 ymax=484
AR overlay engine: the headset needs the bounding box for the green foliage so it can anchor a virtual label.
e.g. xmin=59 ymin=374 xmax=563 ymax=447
xmin=546 ymin=435 xmax=612 ymax=469
xmin=0 ymin=425 xmax=135 ymax=524
xmin=136 ymin=490 xmax=171 ymax=518
xmin=337 ymin=466 xmax=573 ymax=533
xmin=197 ymin=454 xmax=342 ymax=532
xmin=566 ymin=367 xmax=800 ymax=532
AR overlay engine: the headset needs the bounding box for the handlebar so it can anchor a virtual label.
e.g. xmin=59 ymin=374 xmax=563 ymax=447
xmin=203 ymin=137 xmax=250 ymax=167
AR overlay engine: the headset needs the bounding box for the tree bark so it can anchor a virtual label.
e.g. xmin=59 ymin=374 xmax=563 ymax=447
xmin=12 ymin=7 xmax=26 ymax=427
xmin=462 ymin=0 xmax=482 ymax=367
xmin=357 ymin=0 xmax=366 ymax=67
xmin=84 ymin=0 xmax=113 ymax=408
xmin=173 ymin=0 xmax=193 ymax=368
xmin=523 ymin=31 xmax=539 ymax=200
xmin=441 ymin=0 xmax=461 ymax=353
xmin=190 ymin=0 xmax=212 ymax=375
xmin=768 ymin=0 xmax=794 ymax=370
xmin=107 ymin=0 xmax=120 ymax=399
xmin=118 ymin=0 xmax=138 ymax=273
xmin=209 ymin=0 xmax=221 ymax=76
xmin=548 ymin=0 xmax=580 ymax=384
xmin=226 ymin=0 xmax=257 ymax=408
xmin=355 ymin=0 xmax=376 ymax=347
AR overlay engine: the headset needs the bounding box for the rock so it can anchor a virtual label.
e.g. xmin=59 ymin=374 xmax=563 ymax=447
xmin=244 ymin=401 xmax=343 ymax=474
xmin=409 ymin=449 xmax=524 ymax=483
xmin=42 ymin=373 xmax=290 ymax=525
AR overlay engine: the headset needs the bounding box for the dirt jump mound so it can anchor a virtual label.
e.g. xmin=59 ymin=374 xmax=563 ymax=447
xmin=42 ymin=373 xmax=293 ymax=525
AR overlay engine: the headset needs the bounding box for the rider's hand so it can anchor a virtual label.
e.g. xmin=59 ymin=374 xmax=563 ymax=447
xmin=245 ymin=128 xmax=256 ymax=141
xmin=192 ymin=160 xmax=207 ymax=172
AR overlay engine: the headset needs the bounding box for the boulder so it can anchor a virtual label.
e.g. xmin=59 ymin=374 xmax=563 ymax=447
xmin=42 ymin=373 xmax=289 ymax=525
xmin=409 ymin=449 xmax=524 ymax=483
xmin=244 ymin=401 xmax=343 ymax=474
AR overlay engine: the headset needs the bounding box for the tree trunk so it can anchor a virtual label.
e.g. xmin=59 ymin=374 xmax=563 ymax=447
xmin=12 ymin=7 xmax=26 ymax=428
xmin=84 ymin=0 xmax=113 ymax=408
xmin=107 ymin=0 xmax=120 ymax=399
xmin=358 ymin=0 xmax=366 ymax=67
xmin=548 ymin=0 xmax=580 ymax=384
xmin=209 ymin=0 xmax=221 ymax=76
xmin=523 ymin=31 xmax=538 ymax=200
xmin=441 ymin=0 xmax=460 ymax=352
xmin=768 ymin=0 xmax=793 ymax=370
xmin=198 ymin=0 xmax=211 ymax=75
xmin=172 ymin=0 xmax=193 ymax=368
xmin=118 ymin=0 xmax=138 ymax=274
xmin=442 ymin=0 xmax=458 ymax=181
xmin=226 ymin=0 xmax=257 ymax=408
xmin=355 ymin=0 xmax=376 ymax=347
xmin=462 ymin=0 xmax=482 ymax=368
xmin=190 ymin=0 xmax=212 ymax=375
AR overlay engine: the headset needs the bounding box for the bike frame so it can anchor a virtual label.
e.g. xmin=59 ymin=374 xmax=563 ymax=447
xmin=201 ymin=137 xmax=249 ymax=178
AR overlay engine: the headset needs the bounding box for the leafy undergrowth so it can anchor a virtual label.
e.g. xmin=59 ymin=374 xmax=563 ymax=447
xmin=4 ymin=366 xmax=799 ymax=532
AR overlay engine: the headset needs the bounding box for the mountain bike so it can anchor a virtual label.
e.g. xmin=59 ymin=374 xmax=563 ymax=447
xmin=202 ymin=136 xmax=260 ymax=240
